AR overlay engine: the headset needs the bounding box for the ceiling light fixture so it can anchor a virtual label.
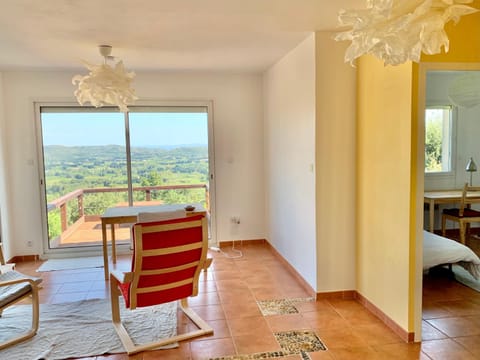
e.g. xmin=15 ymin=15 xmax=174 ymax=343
xmin=334 ymin=0 xmax=479 ymax=66
xmin=72 ymin=45 xmax=138 ymax=112
xmin=448 ymin=72 xmax=480 ymax=108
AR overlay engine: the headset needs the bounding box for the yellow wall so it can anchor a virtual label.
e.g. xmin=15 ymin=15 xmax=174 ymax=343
xmin=357 ymin=55 xmax=413 ymax=331
xmin=357 ymin=2 xmax=480 ymax=337
xmin=420 ymin=0 xmax=480 ymax=63
xmin=411 ymin=0 xmax=480 ymax=337
xmin=315 ymin=32 xmax=357 ymax=292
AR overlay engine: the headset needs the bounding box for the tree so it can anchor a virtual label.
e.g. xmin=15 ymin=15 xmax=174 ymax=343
xmin=425 ymin=114 xmax=443 ymax=172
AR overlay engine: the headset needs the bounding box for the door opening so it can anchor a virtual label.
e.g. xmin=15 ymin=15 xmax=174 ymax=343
xmin=36 ymin=103 xmax=215 ymax=256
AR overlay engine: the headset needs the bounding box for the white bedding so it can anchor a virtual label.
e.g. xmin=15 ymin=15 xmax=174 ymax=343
xmin=423 ymin=230 xmax=480 ymax=279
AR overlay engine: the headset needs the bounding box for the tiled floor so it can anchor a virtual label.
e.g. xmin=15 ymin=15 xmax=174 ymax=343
xmin=11 ymin=241 xmax=480 ymax=359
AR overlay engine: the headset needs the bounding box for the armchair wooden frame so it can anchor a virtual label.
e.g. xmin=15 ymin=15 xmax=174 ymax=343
xmin=0 ymin=272 xmax=41 ymax=350
xmin=442 ymin=182 xmax=480 ymax=244
xmin=110 ymin=215 xmax=213 ymax=355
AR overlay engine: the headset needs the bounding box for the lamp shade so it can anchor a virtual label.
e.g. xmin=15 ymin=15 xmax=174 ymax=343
xmin=334 ymin=0 xmax=479 ymax=66
xmin=72 ymin=45 xmax=138 ymax=112
xmin=448 ymin=73 xmax=480 ymax=108
xmin=466 ymin=157 xmax=477 ymax=172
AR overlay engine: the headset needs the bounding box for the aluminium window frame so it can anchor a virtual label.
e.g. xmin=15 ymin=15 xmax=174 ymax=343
xmin=424 ymin=103 xmax=457 ymax=180
xmin=34 ymin=100 xmax=216 ymax=258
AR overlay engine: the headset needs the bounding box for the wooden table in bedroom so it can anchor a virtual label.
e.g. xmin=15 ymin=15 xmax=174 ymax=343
xmin=100 ymin=203 xmax=206 ymax=280
xmin=424 ymin=190 xmax=480 ymax=233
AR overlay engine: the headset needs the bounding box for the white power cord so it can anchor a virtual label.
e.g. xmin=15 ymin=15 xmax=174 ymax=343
xmin=209 ymin=240 xmax=243 ymax=259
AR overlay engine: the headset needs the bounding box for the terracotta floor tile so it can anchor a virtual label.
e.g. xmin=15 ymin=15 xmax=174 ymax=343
xmin=327 ymin=346 xmax=386 ymax=360
xmin=227 ymin=315 xmax=271 ymax=337
xmin=315 ymin=327 xmax=369 ymax=349
xmin=308 ymin=351 xmax=336 ymax=359
xmin=421 ymin=338 xmax=477 ymax=360
xmin=435 ymin=299 xmax=480 ymax=316
xmin=453 ymin=335 xmax=480 ymax=356
xmin=426 ymin=316 xmax=480 ymax=337
xmin=295 ymin=300 xmax=334 ymax=313
xmin=214 ymin=269 xmax=243 ymax=281
xmin=372 ymin=342 xmax=424 ymax=360
xmin=353 ymin=323 xmax=403 ymax=346
xmin=11 ymin=242 xmax=480 ymax=360
xmin=190 ymin=338 xmax=236 ymax=360
xmin=190 ymin=304 xmax=225 ymax=321
xmin=233 ymin=332 xmax=281 ymax=354
xmin=217 ymin=287 xmax=256 ymax=304
xmin=222 ymin=300 xmax=262 ymax=319
xmin=340 ymin=309 xmax=384 ymax=327
xmin=187 ymin=292 xmax=221 ymax=306
xmin=194 ymin=319 xmax=231 ymax=340
xmin=422 ymin=301 xmax=453 ymax=320
xmin=143 ymin=342 xmax=192 ymax=360
xmin=250 ymin=286 xmax=286 ymax=300
xmin=215 ymin=279 xmax=249 ymax=291
xmin=421 ymin=320 xmax=448 ymax=341
xmin=327 ymin=299 xmax=365 ymax=316
xmin=265 ymin=313 xmax=311 ymax=332
xmin=302 ymin=310 xmax=351 ymax=330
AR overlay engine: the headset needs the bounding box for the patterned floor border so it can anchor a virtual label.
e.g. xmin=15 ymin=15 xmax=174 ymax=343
xmin=256 ymin=297 xmax=315 ymax=316
xmin=208 ymin=330 xmax=327 ymax=360
xmin=208 ymin=299 xmax=326 ymax=360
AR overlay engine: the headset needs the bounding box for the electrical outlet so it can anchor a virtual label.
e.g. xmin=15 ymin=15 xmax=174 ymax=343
xmin=230 ymin=216 xmax=240 ymax=225
xmin=27 ymin=240 xmax=33 ymax=247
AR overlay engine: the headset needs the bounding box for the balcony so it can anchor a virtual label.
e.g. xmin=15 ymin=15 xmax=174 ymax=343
xmin=47 ymin=184 xmax=209 ymax=248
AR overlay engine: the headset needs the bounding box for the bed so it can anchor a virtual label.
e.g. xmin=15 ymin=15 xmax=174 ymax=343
xmin=423 ymin=230 xmax=480 ymax=279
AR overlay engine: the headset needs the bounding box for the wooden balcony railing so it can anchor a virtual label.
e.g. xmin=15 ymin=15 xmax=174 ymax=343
xmin=47 ymin=184 xmax=209 ymax=241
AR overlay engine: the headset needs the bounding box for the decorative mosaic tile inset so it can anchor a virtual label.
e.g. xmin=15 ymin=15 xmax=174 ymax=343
xmin=208 ymin=350 xmax=288 ymax=360
xmin=256 ymin=297 xmax=314 ymax=316
xmin=207 ymin=330 xmax=327 ymax=360
xmin=275 ymin=330 xmax=327 ymax=354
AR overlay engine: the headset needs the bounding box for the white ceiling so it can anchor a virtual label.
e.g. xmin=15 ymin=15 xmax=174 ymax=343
xmin=0 ymin=0 xmax=364 ymax=72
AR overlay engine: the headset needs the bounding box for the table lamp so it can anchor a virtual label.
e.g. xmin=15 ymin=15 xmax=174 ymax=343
xmin=466 ymin=157 xmax=477 ymax=186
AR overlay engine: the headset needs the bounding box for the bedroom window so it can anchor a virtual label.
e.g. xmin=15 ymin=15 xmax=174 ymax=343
xmin=425 ymin=106 xmax=453 ymax=173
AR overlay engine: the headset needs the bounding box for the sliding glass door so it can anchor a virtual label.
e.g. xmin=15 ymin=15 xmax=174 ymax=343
xmin=37 ymin=104 xmax=214 ymax=254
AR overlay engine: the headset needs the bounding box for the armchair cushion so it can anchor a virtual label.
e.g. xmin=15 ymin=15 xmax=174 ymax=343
xmin=0 ymin=271 xmax=42 ymax=308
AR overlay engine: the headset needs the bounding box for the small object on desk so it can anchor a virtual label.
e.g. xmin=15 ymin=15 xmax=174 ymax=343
xmin=184 ymin=205 xmax=195 ymax=211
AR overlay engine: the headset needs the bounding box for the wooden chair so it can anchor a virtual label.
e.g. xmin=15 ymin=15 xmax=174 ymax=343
xmin=110 ymin=214 xmax=213 ymax=355
xmin=442 ymin=183 xmax=480 ymax=244
xmin=0 ymin=242 xmax=15 ymax=273
xmin=0 ymin=270 xmax=42 ymax=350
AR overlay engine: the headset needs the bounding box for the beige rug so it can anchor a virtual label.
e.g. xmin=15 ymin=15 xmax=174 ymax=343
xmin=0 ymin=298 xmax=177 ymax=359
xmin=36 ymin=256 xmax=104 ymax=272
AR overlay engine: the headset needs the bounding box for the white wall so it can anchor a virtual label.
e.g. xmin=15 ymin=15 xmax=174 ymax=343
xmin=0 ymin=74 xmax=8 ymax=256
xmin=263 ymin=35 xmax=317 ymax=289
xmin=424 ymin=71 xmax=480 ymax=230
xmin=0 ymin=71 xmax=265 ymax=259
xmin=425 ymin=71 xmax=480 ymax=191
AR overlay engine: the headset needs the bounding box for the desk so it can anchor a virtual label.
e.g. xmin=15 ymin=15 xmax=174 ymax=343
xmin=424 ymin=190 xmax=480 ymax=232
xmin=101 ymin=203 xmax=206 ymax=280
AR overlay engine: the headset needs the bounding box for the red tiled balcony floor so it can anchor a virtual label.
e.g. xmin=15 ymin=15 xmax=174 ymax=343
xmin=56 ymin=220 xmax=131 ymax=248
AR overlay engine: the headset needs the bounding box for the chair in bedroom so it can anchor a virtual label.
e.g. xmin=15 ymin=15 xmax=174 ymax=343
xmin=442 ymin=182 xmax=480 ymax=244
xmin=0 ymin=243 xmax=42 ymax=350
xmin=110 ymin=214 xmax=213 ymax=355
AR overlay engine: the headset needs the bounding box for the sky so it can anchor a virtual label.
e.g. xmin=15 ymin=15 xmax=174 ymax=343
xmin=41 ymin=112 xmax=208 ymax=147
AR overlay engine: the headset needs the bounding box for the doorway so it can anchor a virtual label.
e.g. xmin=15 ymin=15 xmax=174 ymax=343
xmin=36 ymin=103 xmax=215 ymax=256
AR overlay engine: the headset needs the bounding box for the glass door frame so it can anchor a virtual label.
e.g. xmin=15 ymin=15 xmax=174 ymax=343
xmin=34 ymin=100 xmax=216 ymax=257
